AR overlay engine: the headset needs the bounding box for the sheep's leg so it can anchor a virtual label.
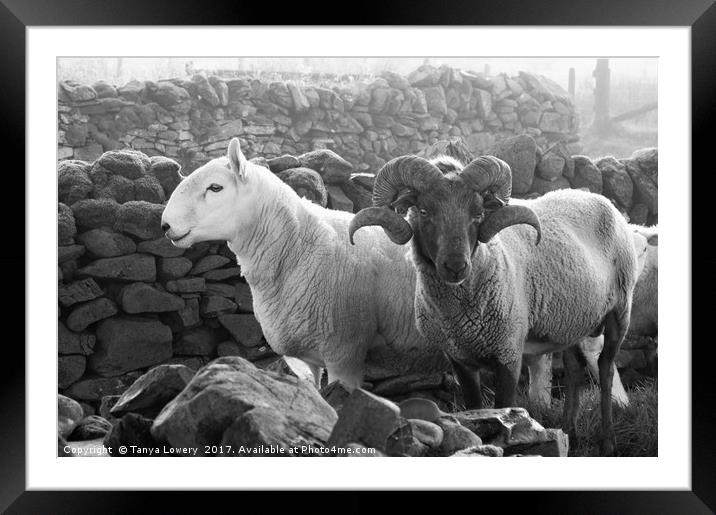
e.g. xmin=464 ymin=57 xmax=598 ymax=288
xmin=494 ymin=359 xmax=521 ymax=408
xmin=562 ymin=346 xmax=586 ymax=443
xmin=325 ymin=359 xmax=364 ymax=390
xmin=599 ymin=309 xmax=630 ymax=456
xmin=447 ymin=356 xmax=483 ymax=409
xmin=580 ymin=336 xmax=630 ymax=408
xmin=524 ymin=353 xmax=553 ymax=408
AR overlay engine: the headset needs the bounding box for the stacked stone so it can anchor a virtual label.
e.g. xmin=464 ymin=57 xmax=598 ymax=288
xmin=480 ymin=134 xmax=658 ymax=226
xmin=57 ymin=150 xmax=277 ymax=412
xmin=57 ymin=65 xmax=578 ymax=176
xmin=62 ymin=357 xmax=568 ymax=457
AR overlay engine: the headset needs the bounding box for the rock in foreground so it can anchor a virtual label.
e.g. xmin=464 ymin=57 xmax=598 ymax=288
xmin=151 ymin=356 xmax=337 ymax=454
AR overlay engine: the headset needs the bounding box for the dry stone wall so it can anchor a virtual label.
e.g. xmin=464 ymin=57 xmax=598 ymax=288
xmin=58 ymin=140 xmax=658 ymax=416
xmin=58 ymin=65 xmax=580 ymax=179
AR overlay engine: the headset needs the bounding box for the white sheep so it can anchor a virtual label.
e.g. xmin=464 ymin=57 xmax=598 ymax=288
xmin=577 ymin=224 xmax=657 ymax=406
xmin=349 ymin=154 xmax=638 ymax=455
xmin=160 ymin=138 xmax=445 ymax=388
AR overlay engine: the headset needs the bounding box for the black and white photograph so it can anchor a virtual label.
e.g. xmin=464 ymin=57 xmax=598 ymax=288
xmin=9 ymin=14 xmax=706 ymax=504
xmin=55 ymin=55 xmax=658 ymax=459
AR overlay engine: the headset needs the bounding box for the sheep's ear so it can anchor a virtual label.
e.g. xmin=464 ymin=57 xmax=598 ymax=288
xmin=227 ymin=138 xmax=247 ymax=183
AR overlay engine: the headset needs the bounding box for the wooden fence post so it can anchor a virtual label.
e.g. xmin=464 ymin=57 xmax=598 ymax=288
xmin=593 ymin=58 xmax=611 ymax=136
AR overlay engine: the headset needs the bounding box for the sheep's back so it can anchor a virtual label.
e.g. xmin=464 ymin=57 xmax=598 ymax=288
xmin=505 ymin=189 xmax=637 ymax=343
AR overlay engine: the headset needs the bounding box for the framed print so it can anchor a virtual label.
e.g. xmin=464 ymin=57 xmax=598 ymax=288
xmin=4 ymin=0 xmax=715 ymax=511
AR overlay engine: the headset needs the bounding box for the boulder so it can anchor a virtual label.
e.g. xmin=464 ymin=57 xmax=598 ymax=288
xmin=66 ymin=297 xmax=118 ymax=332
xmin=68 ymin=415 xmax=113 ymax=441
xmin=174 ymin=326 xmax=216 ymax=356
xmin=111 ymin=364 xmax=195 ymax=418
xmin=204 ymin=283 xmax=236 ymax=297
xmin=371 ymin=373 xmax=444 ymax=397
xmin=158 ymin=257 xmax=193 ymax=281
xmin=117 ymin=80 xmax=146 ymax=101
xmin=231 ymin=284 xmax=253 ymax=313
xmin=119 ymin=282 xmax=185 ymax=313
xmin=104 ymin=413 xmax=167 ymax=456
xmin=327 ymin=388 xmax=400 ymax=452
xmin=58 ymin=278 xmax=103 ymax=307
xmin=436 ymin=418 xmax=483 ymax=456
xmin=491 ymin=134 xmax=537 ymax=195
xmin=217 ymin=314 xmax=263 ymax=347
xmin=386 ymin=418 xmax=444 ymax=456
xmin=92 ymin=174 xmax=135 ymax=203
xmin=571 ymin=155 xmax=602 ymax=193
xmin=502 ymin=428 xmax=569 ymax=457
xmin=531 ymin=176 xmax=571 ymax=195
xmin=88 ymin=316 xmax=173 ymax=377
xmin=203 ymin=267 xmax=242 ymax=281
xmin=596 ymin=157 xmax=633 ymax=209
xmin=276 ymin=167 xmax=328 ymax=207
xmin=190 ymin=255 xmax=231 ymax=276
xmin=623 ymin=158 xmax=658 ymax=214
xmin=76 ymin=229 xmax=136 ymax=258
xmin=453 ymin=407 xmax=546 ymax=447
xmin=133 ymin=175 xmax=166 ymax=204
xmin=58 ymin=160 xmax=94 ymax=205
xmin=451 ymin=444 xmax=504 ymax=457
xmin=114 ymin=201 xmax=165 ymax=240
xmin=58 ymin=244 xmax=85 ymax=264
xmin=137 ymin=237 xmax=185 ymax=258
xmin=59 ymin=80 xmax=97 ymax=102
xmin=166 ymin=277 xmax=206 ymax=293
xmin=58 ymin=321 xmax=96 ymax=355
xmin=220 ymin=406 xmax=325 ymax=456
xmin=96 ymin=149 xmax=150 ymax=180
xmin=320 ymin=381 xmax=352 ymax=413
xmin=58 ymin=394 xmax=84 ymax=438
xmin=631 ymin=147 xmax=658 ymax=183
xmin=398 ymin=397 xmax=442 ymax=422
xmin=193 ymin=75 xmax=220 ymax=106
xmin=536 ymin=154 xmax=565 ymax=181
xmin=152 ymin=356 xmax=338 ymax=452
xmin=298 ymin=149 xmax=353 ymax=185
xmin=200 ymin=296 xmax=237 ymax=318
xmin=70 ymin=198 xmax=120 ymax=230
xmin=63 ymin=371 xmax=143 ymax=402
xmin=423 ymin=86 xmax=448 ymax=116
xmin=266 ymin=155 xmax=301 ymax=173
xmin=162 ymin=297 xmax=201 ymax=332
xmin=148 ymin=155 xmax=183 ymax=197
xmin=327 ymin=185 xmax=354 ymax=212
xmin=77 ymin=253 xmax=156 ymax=282
xmin=153 ymin=81 xmax=190 ymax=108
xmin=58 ymin=203 xmax=77 ymax=245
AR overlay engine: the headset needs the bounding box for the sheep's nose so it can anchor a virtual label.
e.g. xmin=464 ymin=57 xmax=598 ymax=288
xmin=444 ymin=258 xmax=468 ymax=275
xmin=161 ymin=222 xmax=170 ymax=233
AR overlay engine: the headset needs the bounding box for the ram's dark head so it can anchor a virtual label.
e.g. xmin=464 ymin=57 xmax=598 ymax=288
xmin=348 ymin=155 xmax=541 ymax=285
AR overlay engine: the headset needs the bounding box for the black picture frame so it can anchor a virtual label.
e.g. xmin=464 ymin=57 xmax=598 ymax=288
xmin=4 ymin=0 xmax=713 ymax=511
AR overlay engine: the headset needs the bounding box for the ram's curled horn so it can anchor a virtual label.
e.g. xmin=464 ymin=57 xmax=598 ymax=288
xmin=349 ymin=207 xmax=413 ymax=245
xmin=460 ymin=155 xmax=513 ymax=205
xmin=479 ymin=204 xmax=542 ymax=245
xmin=348 ymin=156 xmax=443 ymax=245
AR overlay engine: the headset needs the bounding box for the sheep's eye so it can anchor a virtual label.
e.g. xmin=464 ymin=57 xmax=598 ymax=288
xmin=473 ymin=213 xmax=484 ymax=223
xmin=207 ymin=184 xmax=223 ymax=193
xmin=418 ymin=209 xmax=429 ymax=217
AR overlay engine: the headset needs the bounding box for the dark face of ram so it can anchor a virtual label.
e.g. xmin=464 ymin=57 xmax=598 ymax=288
xmin=349 ymin=155 xmax=542 ymax=286
xmin=409 ymin=177 xmax=490 ymax=284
